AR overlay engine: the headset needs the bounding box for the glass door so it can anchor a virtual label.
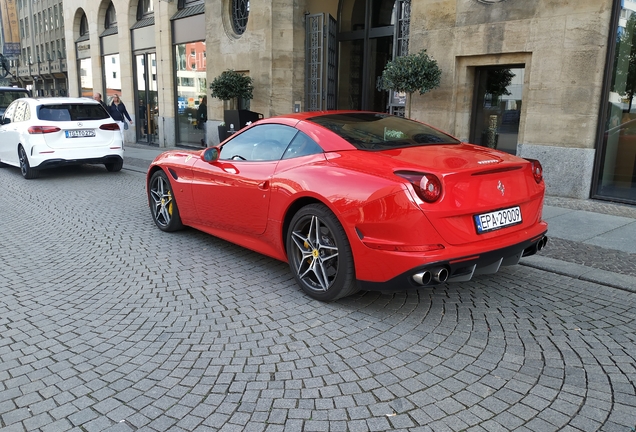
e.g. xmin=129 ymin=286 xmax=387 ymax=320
xmin=338 ymin=0 xmax=396 ymax=111
xmin=134 ymin=53 xmax=158 ymax=144
xmin=470 ymin=66 xmax=525 ymax=155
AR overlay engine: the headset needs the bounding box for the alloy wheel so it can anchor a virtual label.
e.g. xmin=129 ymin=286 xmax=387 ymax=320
xmin=290 ymin=214 xmax=340 ymax=293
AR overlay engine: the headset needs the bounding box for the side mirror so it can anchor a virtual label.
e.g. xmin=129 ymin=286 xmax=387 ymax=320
xmin=202 ymin=146 xmax=220 ymax=163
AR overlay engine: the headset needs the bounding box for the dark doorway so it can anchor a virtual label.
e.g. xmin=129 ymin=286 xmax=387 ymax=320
xmin=338 ymin=0 xmax=397 ymax=111
xmin=470 ymin=66 xmax=525 ymax=154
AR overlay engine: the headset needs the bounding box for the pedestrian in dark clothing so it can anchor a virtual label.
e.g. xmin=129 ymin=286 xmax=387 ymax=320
xmin=93 ymin=93 xmax=108 ymax=111
xmin=198 ymin=96 xmax=207 ymax=146
xmin=108 ymin=94 xmax=133 ymax=140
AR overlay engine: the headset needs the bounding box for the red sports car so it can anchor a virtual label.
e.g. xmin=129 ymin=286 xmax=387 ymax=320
xmin=147 ymin=111 xmax=548 ymax=301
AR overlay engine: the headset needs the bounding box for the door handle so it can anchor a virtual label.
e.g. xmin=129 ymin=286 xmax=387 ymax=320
xmin=258 ymin=180 xmax=270 ymax=190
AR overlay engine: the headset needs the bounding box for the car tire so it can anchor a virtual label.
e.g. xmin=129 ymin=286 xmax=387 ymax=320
xmin=286 ymin=203 xmax=358 ymax=301
xmin=105 ymin=158 xmax=123 ymax=172
xmin=18 ymin=146 xmax=39 ymax=179
xmin=148 ymin=169 xmax=184 ymax=232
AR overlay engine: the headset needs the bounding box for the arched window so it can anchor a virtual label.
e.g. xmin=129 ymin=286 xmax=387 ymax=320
xmin=79 ymin=13 xmax=89 ymax=37
xmin=137 ymin=0 xmax=154 ymax=21
xmin=231 ymin=0 xmax=249 ymax=35
xmin=105 ymin=2 xmax=117 ymax=29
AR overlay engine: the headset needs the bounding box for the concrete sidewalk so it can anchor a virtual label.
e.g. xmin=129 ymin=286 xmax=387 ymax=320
xmin=123 ymin=143 xmax=636 ymax=292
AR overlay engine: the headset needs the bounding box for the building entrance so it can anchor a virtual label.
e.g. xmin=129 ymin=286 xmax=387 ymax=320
xmin=470 ymin=66 xmax=525 ymax=155
xmin=134 ymin=53 xmax=158 ymax=145
xmin=337 ymin=0 xmax=398 ymax=112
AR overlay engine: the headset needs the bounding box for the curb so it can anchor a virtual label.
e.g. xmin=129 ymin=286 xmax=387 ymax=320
xmin=520 ymin=255 xmax=636 ymax=293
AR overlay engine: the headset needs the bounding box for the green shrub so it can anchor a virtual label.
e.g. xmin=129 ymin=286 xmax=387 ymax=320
xmin=380 ymin=50 xmax=442 ymax=117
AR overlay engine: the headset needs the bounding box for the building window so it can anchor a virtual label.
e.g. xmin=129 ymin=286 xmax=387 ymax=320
xmin=137 ymin=0 xmax=154 ymax=20
xmin=175 ymin=42 xmax=207 ymax=146
xmin=105 ymin=2 xmax=117 ymax=29
xmin=79 ymin=13 xmax=88 ymax=37
xmin=103 ymin=54 xmax=121 ymax=103
xmin=596 ymin=6 xmax=636 ymax=204
xmin=231 ymin=0 xmax=249 ymax=35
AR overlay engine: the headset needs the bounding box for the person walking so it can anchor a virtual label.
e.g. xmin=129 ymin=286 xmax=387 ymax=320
xmin=108 ymin=94 xmax=133 ymax=139
xmin=93 ymin=93 xmax=108 ymax=111
xmin=197 ymin=96 xmax=207 ymax=146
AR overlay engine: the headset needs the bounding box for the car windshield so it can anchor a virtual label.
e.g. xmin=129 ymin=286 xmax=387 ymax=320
xmin=37 ymin=104 xmax=110 ymax=121
xmin=0 ymin=91 xmax=29 ymax=111
xmin=308 ymin=112 xmax=461 ymax=150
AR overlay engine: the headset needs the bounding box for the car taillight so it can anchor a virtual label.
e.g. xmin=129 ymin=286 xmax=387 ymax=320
xmin=525 ymin=158 xmax=543 ymax=183
xmin=28 ymin=126 xmax=61 ymax=134
xmin=100 ymin=123 xmax=121 ymax=131
xmin=396 ymin=171 xmax=443 ymax=203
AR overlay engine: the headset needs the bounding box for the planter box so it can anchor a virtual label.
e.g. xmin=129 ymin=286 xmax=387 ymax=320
xmin=223 ymin=110 xmax=264 ymax=131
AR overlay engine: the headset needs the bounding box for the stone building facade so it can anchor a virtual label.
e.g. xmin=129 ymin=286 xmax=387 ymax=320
xmin=7 ymin=0 xmax=68 ymax=96
xmin=59 ymin=0 xmax=634 ymax=204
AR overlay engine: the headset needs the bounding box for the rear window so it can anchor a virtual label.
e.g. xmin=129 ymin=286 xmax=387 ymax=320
xmin=37 ymin=104 xmax=110 ymax=121
xmin=0 ymin=90 xmax=29 ymax=111
xmin=307 ymin=112 xmax=460 ymax=150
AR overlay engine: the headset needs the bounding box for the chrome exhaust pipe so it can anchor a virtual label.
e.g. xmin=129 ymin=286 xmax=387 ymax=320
xmin=536 ymin=236 xmax=548 ymax=251
xmin=413 ymin=271 xmax=432 ymax=286
xmin=432 ymin=267 xmax=449 ymax=283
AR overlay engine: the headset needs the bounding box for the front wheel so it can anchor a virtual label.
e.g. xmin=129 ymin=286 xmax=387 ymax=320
xmin=286 ymin=204 xmax=358 ymax=301
xmin=148 ymin=170 xmax=184 ymax=232
xmin=18 ymin=146 xmax=39 ymax=179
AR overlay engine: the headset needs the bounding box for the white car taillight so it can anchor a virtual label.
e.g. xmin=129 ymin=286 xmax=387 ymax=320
xmin=28 ymin=126 xmax=61 ymax=134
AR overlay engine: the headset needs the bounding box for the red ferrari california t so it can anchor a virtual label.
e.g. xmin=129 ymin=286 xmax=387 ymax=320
xmin=147 ymin=111 xmax=548 ymax=301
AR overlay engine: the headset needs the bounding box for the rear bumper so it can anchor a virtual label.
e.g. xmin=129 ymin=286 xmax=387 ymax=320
xmin=29 ymin=147 xmax=124 ymax=169
xmin=35 ymin=155 xmax=123 ymax=169
xmin=357 ymin=230 xmax=548 ymax=292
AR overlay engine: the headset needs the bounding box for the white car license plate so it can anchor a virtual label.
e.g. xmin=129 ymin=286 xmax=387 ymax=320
xmin=65 ymin=129 xmax=95 ymax=138
xmin=474 ymin=206 xmax=522 ymax=234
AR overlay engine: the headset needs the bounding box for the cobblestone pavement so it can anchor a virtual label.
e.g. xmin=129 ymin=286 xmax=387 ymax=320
xmin=1 ymin=165 xmax=636 ymax=432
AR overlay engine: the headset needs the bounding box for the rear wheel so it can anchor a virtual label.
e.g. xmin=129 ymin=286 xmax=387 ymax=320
xmin=148 ymin=170 xmax=184 ymax=232
xmin=105 ymin=158 xmax=123 ymax=172
xmin=286 ymin=204 xmax=358 ymax=301
xmin=18 ymin=146 xmax=39 ymax=179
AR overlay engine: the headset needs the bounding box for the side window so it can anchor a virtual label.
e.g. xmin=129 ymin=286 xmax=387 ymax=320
xmin=23 ymin=104 xmax=31 ymax=121
xmin=13 ymin=101 xmax=26 ymax=122
xmin=220 ymin=124 xmax=298 ymax=161
xmin=3 ymin=101 xmax=18 ymax=121
xmin=282 ymin=131 xmax=324 ymax=159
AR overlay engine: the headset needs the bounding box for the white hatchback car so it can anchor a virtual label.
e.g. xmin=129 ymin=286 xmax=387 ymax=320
xmin=0 ymin=97 xmax=124 ymax=179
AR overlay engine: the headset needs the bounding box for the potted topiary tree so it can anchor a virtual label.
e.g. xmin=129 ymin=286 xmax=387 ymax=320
xmin=379 ymin=50 xmax=442 ymax=118
xmin=209 ymin=69 xmax=261 ymax=140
